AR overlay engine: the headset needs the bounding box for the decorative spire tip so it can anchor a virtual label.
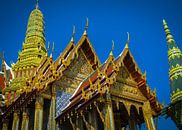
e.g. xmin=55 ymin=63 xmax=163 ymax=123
xmin=47 ymin=41 xmax=50 ymax=51
xmin=125 ymin=32 xmax=130 ymax=48
xmin=162 ymin=19 xmax=175 ymax=43
xmin=84 ymin=17 xmax=89 ymax=35
xmin=71 ymin=25 xmax=76 ymax=42
xmin=162 ymin=19 xmax=166 ymax=25
xmin=36 ymin=0 xmax=39 ymax=9
xmin=52 ymin=42 xmax=55 ymax=53
xmin=110 ymin=40 xmax=114 ymax=56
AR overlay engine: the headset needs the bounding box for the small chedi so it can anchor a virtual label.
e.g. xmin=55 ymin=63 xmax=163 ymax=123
xmin=0 ymin=1 xmax=181 ymax=130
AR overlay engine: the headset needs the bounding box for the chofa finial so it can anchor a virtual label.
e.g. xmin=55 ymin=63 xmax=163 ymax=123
xmin=52 ymin=42 xmax=54 ymax=53
xmin=125 ymin=32 xmax=130 ymax=48
xmin=71 ymin=25 xmax=76 ymax=42
xmin=112 ymin=40 xmax=114 ymax=51
xmin=110 ymin=40 xmax=114 ymax=56
xmin=84 ymin=17 xmax=89 ymax=35
xmin=49 ymin=42 xmax=54 ymax=58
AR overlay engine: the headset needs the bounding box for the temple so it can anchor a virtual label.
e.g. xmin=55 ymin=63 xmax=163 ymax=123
xmin=161 ymin=20 xmax=182 ymax=129
xmin=0 ymin=2 xmax=175 ymax=130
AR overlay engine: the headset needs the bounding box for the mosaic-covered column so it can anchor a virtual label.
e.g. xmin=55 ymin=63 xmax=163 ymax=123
xmin=12 ymin=112 xmax=20 ymax=130
xmin=34 ymin=96 xmax=44 ymax=130
xmin=142 ymin=101 xmax=156 ymax=130
xmin=104 ymin=93 xmax=115 ymax=130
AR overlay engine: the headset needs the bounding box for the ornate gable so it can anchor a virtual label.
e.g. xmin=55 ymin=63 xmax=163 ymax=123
xmin=56 ymin=49 xmax=94 ymax=94
xmin=111 ymin=65 xmax=147 ymax=103
xmin=75 ymin=35 xmax=100 ymax=69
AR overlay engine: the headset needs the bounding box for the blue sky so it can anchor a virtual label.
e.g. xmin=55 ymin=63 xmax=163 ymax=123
xmin=0 ymin=0 xmax=182 ymax=129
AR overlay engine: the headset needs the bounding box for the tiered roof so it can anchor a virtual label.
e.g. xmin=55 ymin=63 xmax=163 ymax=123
xmin=13 ymin=4 xmax=47 ymax=71
xmin=56 ymin=41 xmax=163 ymax=120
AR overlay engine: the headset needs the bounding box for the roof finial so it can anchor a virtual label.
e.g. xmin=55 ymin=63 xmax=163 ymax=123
xmin=36 ymin=0 xmax=39 ymax=9
xmin=50 ymin=42 xmax=54 ymax=59
xmin=163 ymin=19 xmax=175 ymax=43
xmin=52 ymin=42 xmax=55 ymax=53
xmin=47 ymin=42 xmax=50 ymax=51
xmin=71 ymin=25 xmax=76 ymax=42
xmin=110 ymin=40 xmax=114 ymax=56
xmin=83 ymin=17 xmax=89 ymax=35
xmin=125 ymin=32 xmax=130 ymax=48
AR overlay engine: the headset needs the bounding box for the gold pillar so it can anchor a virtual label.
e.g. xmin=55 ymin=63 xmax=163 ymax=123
xmin=12 ymin=112 xmax=20 ymax=130
xmin=2 ymin=121 xmax=8 ymax=130
xmin=34 ymin=96 xmax=44 ymax=130
xmin=21 ymin=111 xmax=29 ymax=130
xmin=142 ymin=101 xmax=156 ymax=130
xmin=48 ymin=89 xmax=56 ymax=130
xmin=104 ymin=93 xmax=115 ymax=130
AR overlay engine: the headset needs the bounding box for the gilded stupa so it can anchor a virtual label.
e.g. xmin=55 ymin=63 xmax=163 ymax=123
xmin=5 ymin=2 xmax=47 ymax=97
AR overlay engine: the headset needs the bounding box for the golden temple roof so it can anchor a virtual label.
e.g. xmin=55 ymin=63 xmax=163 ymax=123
xmin=13 ymin=4 xmax=47 ymax=71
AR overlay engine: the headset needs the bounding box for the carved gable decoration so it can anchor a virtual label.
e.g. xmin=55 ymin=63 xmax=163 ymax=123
xmin=65 ymin=49 xmax=93 ymax=78
xmin=57 ymin=49 xmax=94 ymax=94
xmin=116 ymin=65 xmax=135 ymax=83
xmin=111 ymin=82 xmax=147 ymax=102
xmin=111 ymin=61 xmax=147 ymax=102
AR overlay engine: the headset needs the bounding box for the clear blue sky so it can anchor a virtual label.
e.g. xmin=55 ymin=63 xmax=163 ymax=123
xmin=0 ymin=0 xmax=182 ymax=129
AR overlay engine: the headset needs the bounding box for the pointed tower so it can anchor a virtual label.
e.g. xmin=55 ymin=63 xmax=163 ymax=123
xmin=4 ymin=2 xmax=47 ymax=95
xmin=162 ymin=20 xmax=182 ymax=129
xmin=12 ymin=2 xmax=47 ymax=78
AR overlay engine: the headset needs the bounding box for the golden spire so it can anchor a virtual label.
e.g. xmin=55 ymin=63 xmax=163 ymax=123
xmin=110 ymin=40 xmax=114 ymax=56
xmin=163 ymin=19 xmax=175 ymax=43
xmin=125 ymin=32 xmax=130 ymax=48
xmin=83 ymin=18 xmax=89 ymax=36
xmin=71 ymin=26 xmax=76 ymax=42
xmin=12 ymin=1 xmax=47 ymax=71
xmin=36 ymin=0 xmax=39 ymax=9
